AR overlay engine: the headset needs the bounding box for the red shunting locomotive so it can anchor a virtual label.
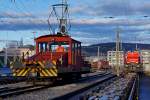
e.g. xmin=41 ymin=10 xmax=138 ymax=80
xmin=10 ymin=0 xmax=91 ymax=80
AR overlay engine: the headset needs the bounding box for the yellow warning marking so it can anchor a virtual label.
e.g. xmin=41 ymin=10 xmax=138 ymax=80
xmin=41 ymin=70 xmax=49 ymax=76
xmin=50 ymin=68 xmax=56 ymax=74
xmin=38 ymin=61 xmax=45 ymax=68
xmin=45 ymin=69 xmax=53 ymax=76
xmin=49 ymin=69 xmax=57 ymax=76
xmin=17 ymin=68 xmax=26 ymax=76
xmin=22 ymin=69 xmax=30 ymax=76
xmin=52 ymin=60 xmax=56 ymax=65
xmin=52 ymin=67 xmax=58 ymax=73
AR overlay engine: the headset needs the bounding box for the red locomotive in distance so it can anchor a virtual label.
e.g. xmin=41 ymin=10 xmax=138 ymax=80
xmin=125 ymin=51 xmax=142 ymax=71
xmin=125 ymin=51 xmax=140 ymax=64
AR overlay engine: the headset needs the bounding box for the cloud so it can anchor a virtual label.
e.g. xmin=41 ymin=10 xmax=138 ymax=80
xmin=0 ymin=0 xmax=150 ymax=44
xmin=0 ymin=11 xmax=36 ymax=19
xmin=70 ymin=0 xmax=150 ymax=17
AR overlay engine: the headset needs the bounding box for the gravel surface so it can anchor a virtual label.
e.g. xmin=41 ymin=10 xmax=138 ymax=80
xmin=76 ymin=73 xmax=136 ymax=100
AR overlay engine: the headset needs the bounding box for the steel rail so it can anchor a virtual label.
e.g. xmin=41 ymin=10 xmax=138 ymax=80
xmin=128 ymin=77 xmax=137 ymax=100
xmin=0 ymin=85 xmax=49 ymax=98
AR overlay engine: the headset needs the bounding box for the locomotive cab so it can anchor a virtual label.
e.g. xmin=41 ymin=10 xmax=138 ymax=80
xmin=35 ymin=34 xmax=82 ymax=67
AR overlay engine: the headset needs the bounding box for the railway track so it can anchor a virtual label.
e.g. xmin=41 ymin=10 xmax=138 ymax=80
xmin=0 ymin=76 xmax=27 ymax=85
xmin=52 ymin=74 xmax=116 ymax=100
xmin=0 ymin=73 xmax=137 ymax=100
xmin=128 ymin=74 xmax=138 ymax=100
xmin=1 ymin=72 xmax=111 ymax=99
xmin=58 ymin=73 xmax=136 ymax=100
xmin=0 ymin=85 xmax=49 ymax=98
xmin=0 ymin=72 xmax=105 ymax=85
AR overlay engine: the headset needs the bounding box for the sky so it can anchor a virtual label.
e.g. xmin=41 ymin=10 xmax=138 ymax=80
xmin=0 ymin=0 xmax=150 ymax=47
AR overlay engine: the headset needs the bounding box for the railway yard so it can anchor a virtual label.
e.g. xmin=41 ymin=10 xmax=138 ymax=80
xmin=0 ymin=72 xmax=138 ymax=100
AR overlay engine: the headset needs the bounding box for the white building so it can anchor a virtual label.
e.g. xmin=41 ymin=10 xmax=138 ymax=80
xmin=85 ymin=54 xmax=107 ymax=63
xmin=107 ymin=51 xmax=124 ymax=67
xmin=5 ymin=47 xmax=35 ymax=58
xmin=141 ymin=50 xmax=150 ymax=73
xmin=0 ymin=46 xmax=35 ymax=66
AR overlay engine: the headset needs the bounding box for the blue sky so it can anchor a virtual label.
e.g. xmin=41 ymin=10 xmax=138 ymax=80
xmin=0 ymin=0 xmax=150 ymax=47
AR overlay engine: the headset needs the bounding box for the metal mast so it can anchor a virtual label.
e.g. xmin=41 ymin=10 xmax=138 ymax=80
xmin=4 ymin=40 xmax=8 ymax=66
xmin=135 ymin=36 xmax=138 ymax=51
xmin=116 ymin=27 xmax=120 ymax=76
xmin=48 ymin=0 xmax=70 ymax=35
xmin=97 ymin=46 xmax=100 ymax=59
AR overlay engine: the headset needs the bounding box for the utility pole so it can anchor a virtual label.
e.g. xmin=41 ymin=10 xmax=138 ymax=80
xmin=135 ymin=36 xmax=138 ymax=51
xmin=4 ymin=40 xmax=8 ymax=66
xmin=4 ymin=32 xmax=9 ymax=67
xmin=116 ymin=27 xmax=120 ymax=76
xmin=97 ymin=46 xmax=100 ymax=59
xmin=32 ymin=32 xmax=36 ymax=49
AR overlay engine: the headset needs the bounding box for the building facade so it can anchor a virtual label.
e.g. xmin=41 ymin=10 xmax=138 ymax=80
xmin=141 ymin=50 xmax=150 ymax=73
xmin=0 ymin=46 xmax=35 ymax=67
xmin=107 ymin=51 xmax=124 ymax=67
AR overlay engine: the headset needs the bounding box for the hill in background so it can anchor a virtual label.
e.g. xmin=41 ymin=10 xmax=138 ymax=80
xmin=82 ymin=42 xmax=150 ymax=56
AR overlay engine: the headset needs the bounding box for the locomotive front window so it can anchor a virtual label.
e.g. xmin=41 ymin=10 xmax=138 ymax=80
xmin=38 ymin=42 xmax=69 ymax=52
xmin=49 ymin=42 xmax=69 ymax=52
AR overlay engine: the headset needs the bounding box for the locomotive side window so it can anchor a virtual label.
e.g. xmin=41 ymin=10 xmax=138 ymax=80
xmin=43 ymin=43 xmax=46 ymax=52
xmin=40 ymin=43 xmax=43 ymax=52
xmin=38 ymin=42 xmax=48 ymax=52
xmin=43 ymin=43 xmax=48 ymax=52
